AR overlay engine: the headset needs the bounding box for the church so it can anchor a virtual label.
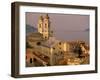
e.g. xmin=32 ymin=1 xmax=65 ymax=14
xmin=26 ymin=14 xmax=68 ymax=66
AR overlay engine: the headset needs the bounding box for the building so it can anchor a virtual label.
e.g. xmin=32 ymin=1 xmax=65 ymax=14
xmin=41 ymin=37 xmax=65 ymax=65
xmin=26 ymin=34 xmax=67 ymax=66
xmin=38 ymin=14 xmax=51 ymax=40
xmin=26 ymin=32 xmax=44 ymax=48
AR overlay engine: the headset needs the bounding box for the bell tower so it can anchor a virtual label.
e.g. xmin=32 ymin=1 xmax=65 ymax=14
xmin=43 ymin=14 xmax=50 ymax=40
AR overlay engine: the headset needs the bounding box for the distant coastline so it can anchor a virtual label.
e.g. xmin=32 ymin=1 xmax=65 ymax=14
xmin=26 ymin=24 xmax=89 ymax=45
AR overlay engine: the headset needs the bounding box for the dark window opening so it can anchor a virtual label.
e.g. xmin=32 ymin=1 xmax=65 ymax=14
xmin=45 ymin=24 xmax=47 ymax=28
xmin=53 ymin=47 xmax=55 ymax=50
xmin=33 ymin=58 xmax=36 ymax=62
xmin=61 ymin=52 xmax=63 ymax=54
xmin=37 ymin=42 xmax=41 ymax=45
xmin=44 ymin=56 xmax=48 ymax=59
xmin=30 ymin=58 xmax=32 ymax=64
xmin=45 ymin=37 xmax=47 ymax=39
xmin=59 ymin=42 xmax=61 ymax=45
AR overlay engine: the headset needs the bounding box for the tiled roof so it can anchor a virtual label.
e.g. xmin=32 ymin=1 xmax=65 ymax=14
xmin=41 ymin=37 xmax=59 ymax=48
xmin=27 ymin=32 xmax=43 ymax=37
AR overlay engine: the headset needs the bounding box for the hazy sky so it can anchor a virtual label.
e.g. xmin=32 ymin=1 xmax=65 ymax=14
xmin=26 ymin=12 xmax=89 ymax=43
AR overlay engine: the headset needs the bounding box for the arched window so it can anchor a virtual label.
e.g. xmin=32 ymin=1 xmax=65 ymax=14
xmin=59 ymin=42 xmax=61 ymax=45
xmin=45 ymin=24 xmax=47 ymax=28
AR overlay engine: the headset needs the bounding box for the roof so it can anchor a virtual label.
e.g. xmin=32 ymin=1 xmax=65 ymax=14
xmin=26 ymin=32 xmax=44 ymax=41
xmin=41 ymin=37 xmax=59 ymax=48
xmin=27 ymin=32 xmax=43 ymax=37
